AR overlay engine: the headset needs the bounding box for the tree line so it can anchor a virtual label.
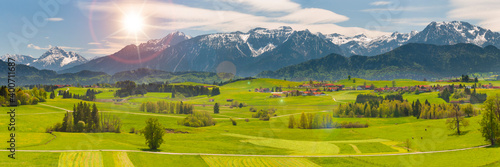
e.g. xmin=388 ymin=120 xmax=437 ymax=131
xmin=177 ymin=111 xmax=216 ymax=127
xmin=0 ymin=86 xmax=47 ymax=106
xmin=139 ymin=101 xmax=194 ymax=114
xmin=58 ymin=89 xmax=101 ymax=101
xmin=355 ymin=93 xmax=403 ymax=104
xmin=250 ymin=107 xmax=276 ymax=121
xmin=114 ymin=80 xmax=220 ymax=98
xmin=47 ymin=102 xmax=121 ymax=133
xmin=288 ymin=112 xmax=369 ymax=129
xmin=334 ymin=99 xmax=478 ymax=119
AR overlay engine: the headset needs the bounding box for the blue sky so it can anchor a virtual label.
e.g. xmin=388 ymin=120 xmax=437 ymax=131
xmin=1 ymin=0 xmax=498 ymax=58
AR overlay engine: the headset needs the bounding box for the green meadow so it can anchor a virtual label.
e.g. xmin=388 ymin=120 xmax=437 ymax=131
xmin=1 ymin=78 xmax=499 ymax=166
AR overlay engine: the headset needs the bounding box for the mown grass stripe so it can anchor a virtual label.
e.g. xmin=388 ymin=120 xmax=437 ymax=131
xmin=202 ymin=156 xmax=321 ymax=167
xmin=113 ymin=152 xmax=134 ymax=167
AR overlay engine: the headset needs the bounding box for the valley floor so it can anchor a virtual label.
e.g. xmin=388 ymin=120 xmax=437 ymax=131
xmin=1 ymin=78 xmax=500 ymax=166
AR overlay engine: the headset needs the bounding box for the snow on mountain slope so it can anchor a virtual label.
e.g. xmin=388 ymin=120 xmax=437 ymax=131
xmin=31 ymin=46 xmax=88 ymax=71
xmin=0 ymin=54 xmax=36 ymax=65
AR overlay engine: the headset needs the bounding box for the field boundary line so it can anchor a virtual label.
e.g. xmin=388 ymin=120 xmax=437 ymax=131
xmin=39 ymin=103 xmax=72 ymax=112
xmin=2 ymin=145 xmax=490 ymax=157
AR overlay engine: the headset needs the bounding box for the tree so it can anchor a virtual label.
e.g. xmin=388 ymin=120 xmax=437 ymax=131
xmin=348 ymin=75 xmax=351 ymax=80
xmin=92 ymin=103 xmax=99 ymax=131
xmin=299 ymin=112 xmax=307 ymax=129
xmin=353 ymin=79 xmax=356 ymax=83
xmin=445 ymin=105 xmax=469 ymax=135
xmin=50 ymin=91 xmax=55 ymax=99
xmin=479 ymin=95 xmax=500 ymax=146
xmin=288 ymin=115 xmax=295 ymax=128
xmin=230 ymin=118 xmax=237 ymax=126
xmin=392 ymin=80 xmax=396 ymax=88
xmin=214 ymin=103 xmax=220 ymax=114
xmin=171 ymin=86 xmax=176 ymax=98
xmin=463 ymin=103 xmax=474 ymax=117
xmin=404 ymin=139 xmax=411 ymax=152
xmin=143 ymin=118 xmax=165 ymax=150
xmin=76 ymin=121 xmax=85 ymax=132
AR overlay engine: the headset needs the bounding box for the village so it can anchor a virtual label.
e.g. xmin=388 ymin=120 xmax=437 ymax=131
xmin=252 ymin=81 xmax=500 ymax=100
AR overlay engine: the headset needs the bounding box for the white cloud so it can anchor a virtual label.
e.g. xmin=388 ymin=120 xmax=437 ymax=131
xmin=370 ymin=1 xmax=392 ymax=6
xmin=46 ymin=17 xmax=64 ymax=21
xmin=448 ymin=0 xmax=500 ymax=31
xmin=59 ymin=46 xmax=83 ymax=51
xmin=78 ymin=0 xmax=390 ymax=55
xmin=391 ymin=18 xmax=442 ymax=26
xmin=361 ymin=6 xmax=442 ymax=12
xmin=27 ymin=44 xmax=51 ymax=50
xmin=217 ymin=0 xmax=301 ymax=12
xmin=27 ymin=44 xmax=82 ymax=51
xmin=87 ymin=42 xmax=102 ymax=45
xmin=277 ymin=8 xmax=349 ymax=24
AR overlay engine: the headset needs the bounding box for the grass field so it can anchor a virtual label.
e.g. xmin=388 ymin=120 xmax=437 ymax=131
xmin=1 ymin=78 xmax=499 ymax=166
xmin=202 ymin=156 xmax=321 ymax=167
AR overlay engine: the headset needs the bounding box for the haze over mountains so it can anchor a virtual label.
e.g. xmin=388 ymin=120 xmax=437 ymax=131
xmin=1 ymin=47 xmax=87 ymax=71
xmin=258 ymin=43 xmax=500 ymax=80
xmin=4 ymin=21 xmax=500 ymax=81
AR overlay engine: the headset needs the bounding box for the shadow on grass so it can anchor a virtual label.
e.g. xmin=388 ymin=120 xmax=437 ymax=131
xmin=140 ymin=148 xmax=164 ymax=152
xmin=484 ymin=144 xmax=499 ymax=148
xmin=447 ymin=130 xmax=470 ymax=136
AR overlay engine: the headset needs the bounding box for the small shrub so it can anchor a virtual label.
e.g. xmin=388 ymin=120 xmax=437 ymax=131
xmin=245 ymin=118 xmax=249 ymax=122
xmin=230 ymin=118 xmax=237 ymax=126
xmin=130 ymin=127 xmax=135 ymax=133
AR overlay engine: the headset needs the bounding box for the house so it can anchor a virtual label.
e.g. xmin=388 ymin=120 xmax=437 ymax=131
xmin=209 ymin=99 xmax=214 ymax=102
xmin=226 ymin=99 xmax=233 ymax=102
xmin=270 ymin=94 xmax=282 ymax=98
xmin=328 ymin=87 xmax=338 ymax=91
xmin=310 ymin=89 xmax=318 ymax=92
xmin=299 ymin=84 xmax=311 ymax=88
xmin=255 ymin=88 xmax=271 ymax=93
xmin=313 ymin=92 xmax=326 ymax=96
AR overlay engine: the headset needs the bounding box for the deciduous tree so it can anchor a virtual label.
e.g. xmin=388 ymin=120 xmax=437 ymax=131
xmin=143 ymin=118 xmax=165 ymax=150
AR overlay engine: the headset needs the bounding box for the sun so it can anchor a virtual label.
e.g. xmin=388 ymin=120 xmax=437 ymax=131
xmin=122 ymin=13 xmax=144 ymax=33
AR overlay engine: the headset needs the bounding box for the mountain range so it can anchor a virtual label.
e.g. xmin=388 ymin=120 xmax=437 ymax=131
xmin=4 ymin=21 xmax=500 ymax=79
xmin=1 ymin=47 xmax=88 ymax=71
xmin=257 ymin=43 xmax=500 ymax=80
xmin=59 ymin=21 xmax=500 ymax=76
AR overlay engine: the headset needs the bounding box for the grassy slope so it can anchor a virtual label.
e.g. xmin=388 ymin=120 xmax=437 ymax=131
xmin=1 ymin=78 xmax=499 ymax=166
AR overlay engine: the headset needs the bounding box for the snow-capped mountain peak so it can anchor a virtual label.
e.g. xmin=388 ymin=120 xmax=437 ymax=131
xmin=408 ymin=21 xmax=498 ymax=46
xmin=31 ymin=46 xmax=88 ymax=70
xmin=139 ymin=31 xmax=192 ymax=52
xmin=0 ymin=54 xmax=36 ymax=65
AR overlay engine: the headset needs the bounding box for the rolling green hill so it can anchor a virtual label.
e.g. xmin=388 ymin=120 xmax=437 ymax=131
xmin=258 ymin=43 xmax=500 ymax=81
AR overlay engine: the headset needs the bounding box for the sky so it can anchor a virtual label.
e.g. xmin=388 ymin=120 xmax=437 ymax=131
xmin=1 ymin=0 xmax=499 ymax=59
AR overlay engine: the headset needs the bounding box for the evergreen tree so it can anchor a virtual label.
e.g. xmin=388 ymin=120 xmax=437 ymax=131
xmin=171 ymin=86 xmax=176 ymax=98
xmin=288 ymin=115 xmax=295 ymax=128
xmin=214 ymin=103 xmax=219 ymax=114
xmin=92 ymin=104 xmax=99 ymax=131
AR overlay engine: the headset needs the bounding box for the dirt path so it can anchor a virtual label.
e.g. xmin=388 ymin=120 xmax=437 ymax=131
xmin=2 ymin=145 xmax=489 ymax=158
xmin=39 ymin=103 xmax=72 ymax=112
xmin=349 ymin=144 xmax=362 ymax=154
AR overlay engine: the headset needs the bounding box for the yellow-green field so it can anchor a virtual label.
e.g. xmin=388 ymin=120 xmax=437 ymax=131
xmin=1 ymin=78 xmax=500 ymax=166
